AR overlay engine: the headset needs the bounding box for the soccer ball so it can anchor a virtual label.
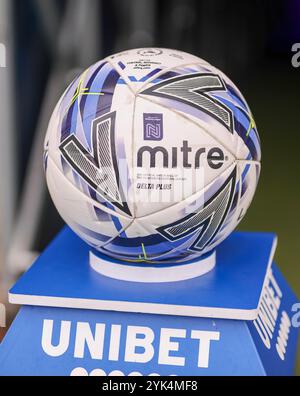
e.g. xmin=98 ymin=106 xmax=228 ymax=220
xmin=44 ymin=48 xmax=261 ymax=264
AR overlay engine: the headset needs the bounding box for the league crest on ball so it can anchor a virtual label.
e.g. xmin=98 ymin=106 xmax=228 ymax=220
xmin=44 ymin=48 xmax=261 ymax=264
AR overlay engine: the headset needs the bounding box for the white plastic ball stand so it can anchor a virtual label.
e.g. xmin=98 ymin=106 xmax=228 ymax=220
xmin=89 ymin=250 xmax=216 ymax=283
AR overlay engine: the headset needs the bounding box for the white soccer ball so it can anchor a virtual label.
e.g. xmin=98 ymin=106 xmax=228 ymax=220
xmin=44 ymin=48 xmax=261 ymax=263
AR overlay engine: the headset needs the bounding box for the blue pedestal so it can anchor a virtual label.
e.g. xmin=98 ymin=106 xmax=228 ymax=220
xmin=9 ymin=227 xmax=277 ymax=320
xmin=0 ymin=227 xmax=298 ymax=375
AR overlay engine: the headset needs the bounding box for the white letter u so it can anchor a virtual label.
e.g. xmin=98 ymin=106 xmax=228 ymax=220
xmin=41 ymin=319 xmax=71 ymax=357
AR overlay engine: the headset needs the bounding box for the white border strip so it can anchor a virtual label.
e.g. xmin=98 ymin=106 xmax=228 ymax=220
xmin=8 ymin=293 xmax=258 ymax=320
xmin=89 ymin=251 xmax=216 ymax=283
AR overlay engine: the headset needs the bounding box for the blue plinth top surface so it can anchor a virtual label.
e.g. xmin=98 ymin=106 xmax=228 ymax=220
xmin=9 ymin=227 xmax=277 ymax=320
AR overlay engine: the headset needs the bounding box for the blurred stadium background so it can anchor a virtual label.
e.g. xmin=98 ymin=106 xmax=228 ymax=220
xmin=0 ymin=0 xmax=299 ymax=374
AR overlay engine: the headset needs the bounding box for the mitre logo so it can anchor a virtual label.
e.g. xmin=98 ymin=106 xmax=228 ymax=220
xmin=143 ymin=113 xmax=163 ymax=141
xmin=137 ymin=140 xmax=226 ymax=170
